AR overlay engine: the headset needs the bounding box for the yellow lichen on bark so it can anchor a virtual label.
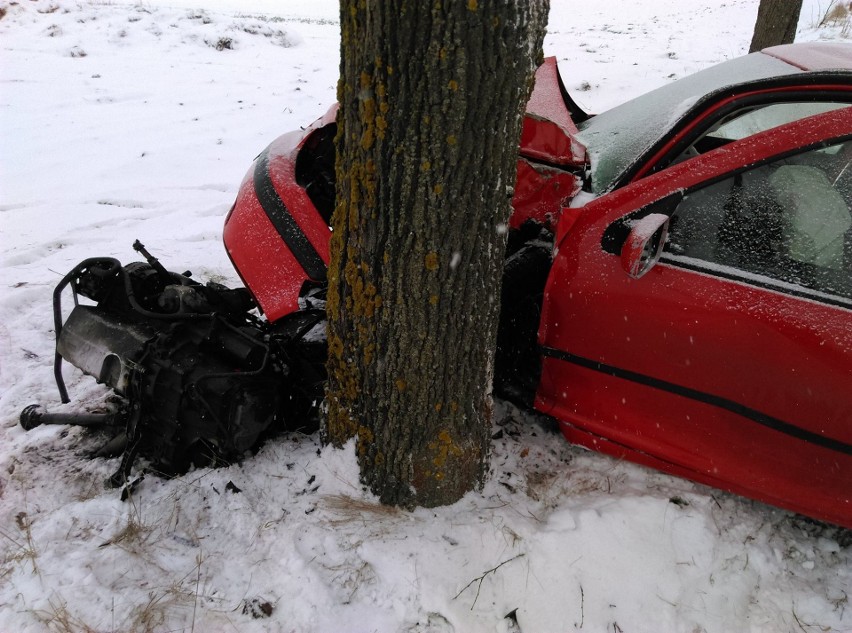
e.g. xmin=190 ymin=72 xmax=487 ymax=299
xmin=325 ymin=345 xmax=362 ymax=438
xmin=360 ymin=98 xmax=376 ymax=150
xmin=345 ymin=269 xmax=381 ymax=320
xmin=428 ymin=429 xmax=465 ymax=478
xmin=356 ymin=424 xmax=376 ymax=459
xmin=358 ymin=68 xmax=389 ymax=149
xmin=343 ymin=160 xmax=377 ymax=232
xmin=375 ymin=114 xmax=387 ymax=138
xmin=424 ymin=252 xmax=439 ymax=271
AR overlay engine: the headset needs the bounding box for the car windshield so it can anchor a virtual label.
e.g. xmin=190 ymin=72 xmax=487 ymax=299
xmin=575 ymin=52 xmax=799 ymax=194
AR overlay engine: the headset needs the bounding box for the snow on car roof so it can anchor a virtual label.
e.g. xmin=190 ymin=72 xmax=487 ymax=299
xmin=762 ymin=42 xmax=852 ymax=71
xmin=575 ymin=43 xmax=852 ymax=195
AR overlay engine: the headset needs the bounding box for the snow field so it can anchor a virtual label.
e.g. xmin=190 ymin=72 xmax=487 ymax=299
xmin=1 ymin=1 xmax=850 ymax=631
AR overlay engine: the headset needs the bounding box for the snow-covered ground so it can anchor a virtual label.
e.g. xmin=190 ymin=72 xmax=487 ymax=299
xmin=1 ymin=1 xmax=850 ymax=631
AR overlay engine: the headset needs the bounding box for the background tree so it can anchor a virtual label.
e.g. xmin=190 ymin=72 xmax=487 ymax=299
xmin=325 ymin=0 xmax=549 ymax=508
xmin=750 ymin=0 xmax=804 ymax=52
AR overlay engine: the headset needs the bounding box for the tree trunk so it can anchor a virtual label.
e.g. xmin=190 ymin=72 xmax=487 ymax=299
xmin=749 ymin=0 xmax=804 ymax=52
xmin=326 ymin=0 xmax=548 ymax=508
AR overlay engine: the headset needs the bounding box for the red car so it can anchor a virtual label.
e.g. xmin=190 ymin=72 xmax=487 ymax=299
xmin=532 ymin=44 xmax=852 ymax=531
xmin=39 ymin=43 xmax=851 ymax=527
xmin=225 ymin=42 xmax=852 ymax=528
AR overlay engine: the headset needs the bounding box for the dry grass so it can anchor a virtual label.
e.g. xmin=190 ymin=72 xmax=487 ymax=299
xmin=819 ymin=1 xmax=852 ymax=35
xmin=0 ymin=526 xmax=39 ymax=577
xmin=821 ymin=1 xmax=852 ymax=24
xmin=33 ymin=553 xmax=209 ymax=633
xmin=35 ymin=600 xmax=99 ymax=633
xmin=98 ymin=489 xmax=155 ymax=553
xmin=323 ymin=493 xmax=402 ymax=523
xmin=35 ymin=589 xmax=192 ymax=633
xmin=99 ymin=517 xmax=152 ymax=550
xmin=125 ymin=553 xmax=210 ymax=632
xmin=0 ymin=488 xmax=41 ymax=577
xmin=325 ymin=559 xmax=376 ymax=604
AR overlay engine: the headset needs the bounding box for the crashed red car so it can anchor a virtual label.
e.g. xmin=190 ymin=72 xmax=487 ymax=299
xmin=225 ymin=42 xmax=852 ymax=528
xmin=36 ymin=43 xmax=851 ymax=528
xmin=532 ymin=44 xmax=852 ymax=531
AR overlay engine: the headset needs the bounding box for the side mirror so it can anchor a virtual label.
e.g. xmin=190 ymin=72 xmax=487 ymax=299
xmin=620 ymin=213 xmax=670 ymax=279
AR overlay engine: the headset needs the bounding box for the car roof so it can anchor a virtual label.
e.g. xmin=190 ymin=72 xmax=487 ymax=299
xmin=575 ymin=42 xmax=852 ymax=194
xmin=762 ymin=42 xmax=852 ymax=71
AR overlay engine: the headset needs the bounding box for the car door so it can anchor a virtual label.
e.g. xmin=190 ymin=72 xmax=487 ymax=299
xmin=536 ymin=106 xmax=852 ymax=528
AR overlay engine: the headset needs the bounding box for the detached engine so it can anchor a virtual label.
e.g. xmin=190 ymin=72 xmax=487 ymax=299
xmin=23 ymin=241 xmax=325 ymax=488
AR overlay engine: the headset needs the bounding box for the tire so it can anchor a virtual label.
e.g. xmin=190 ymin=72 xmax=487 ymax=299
xmin=494 ymin=241 xmax=551 ymax=407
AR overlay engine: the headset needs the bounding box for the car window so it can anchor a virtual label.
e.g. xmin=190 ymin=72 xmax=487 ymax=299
xmin=664 ymin=141 xmax=852 ymax=303
xmin=574 ymin=53 xmax=801 ymax=194
xmin=675 ymin=102 xmax=849 ymax=160
xmin=710 ymin=102 xmax=846 ymax=141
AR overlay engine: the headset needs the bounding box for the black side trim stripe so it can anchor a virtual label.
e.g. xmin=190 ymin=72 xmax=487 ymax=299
xmin=253 ymin=149 xmax=327 ymax=282
xmin=541 ymin=347 xmax=852 ymax=456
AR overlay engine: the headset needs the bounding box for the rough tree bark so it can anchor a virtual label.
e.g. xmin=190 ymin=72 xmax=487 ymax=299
xmin=749 ymin=0 xmax=804 ymax=52
xmin=325 ymin=0 xmax=549 ymax=508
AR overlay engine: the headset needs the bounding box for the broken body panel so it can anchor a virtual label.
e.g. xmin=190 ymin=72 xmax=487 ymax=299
xmin=223 ymin=58 xmax=584 ymax=320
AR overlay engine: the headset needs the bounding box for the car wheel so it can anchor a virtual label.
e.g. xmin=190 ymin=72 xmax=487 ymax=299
xmin=494 ymin=239 xmax=551 ymax=408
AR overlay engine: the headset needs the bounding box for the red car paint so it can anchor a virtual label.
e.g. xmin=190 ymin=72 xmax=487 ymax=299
xmin=538 ymin=106 xmax=852 ymax=528
xmin=224 ymin=109 xmax=336 ymax=321
xmin=223 ymin=43 xmax=852 ymax=528
xmin=519 ymin=57 xmax=585 ymax=166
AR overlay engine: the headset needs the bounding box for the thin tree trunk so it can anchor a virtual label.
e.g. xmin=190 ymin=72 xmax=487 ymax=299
xmin=326 ymin=0 xmax=548 ymax=508
xmin=750 ymin=0 xmax=804 ymax=52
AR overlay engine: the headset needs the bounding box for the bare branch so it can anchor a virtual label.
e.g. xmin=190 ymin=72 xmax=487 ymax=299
xmin=454 ymin=553 xmax=526 ymax=609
